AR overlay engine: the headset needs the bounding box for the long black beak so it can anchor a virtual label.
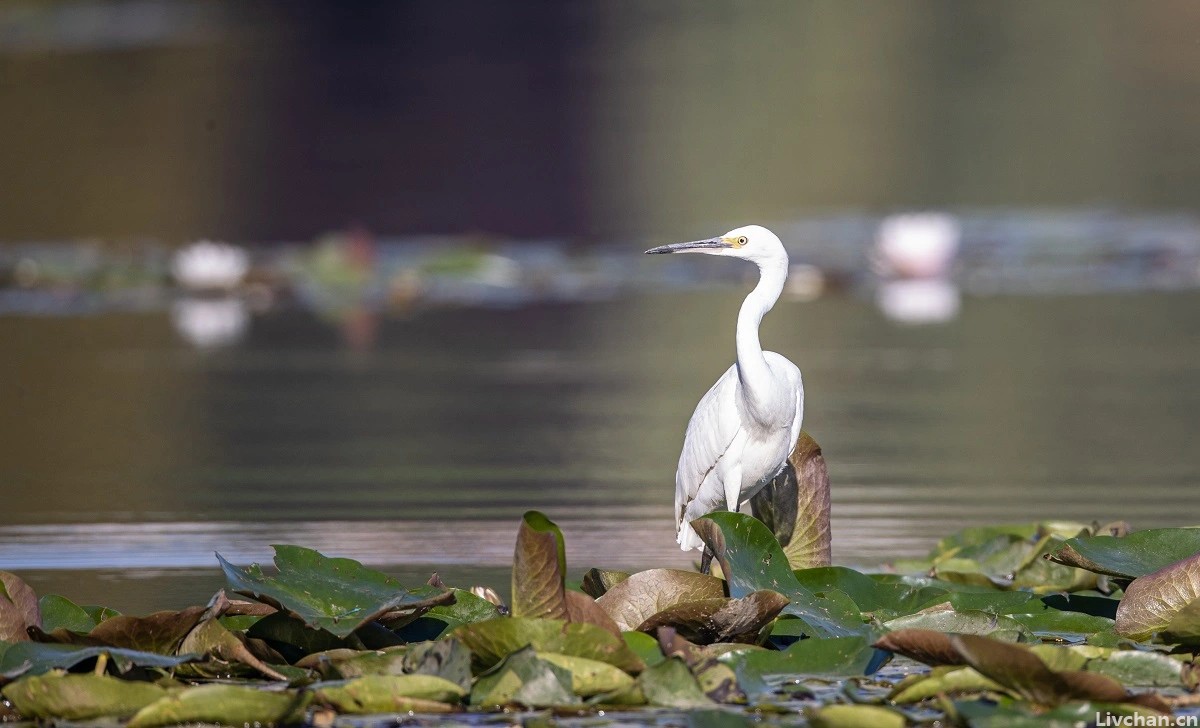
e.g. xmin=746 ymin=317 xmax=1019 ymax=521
xmin=644 ymin=237 xmax=728 ymax=254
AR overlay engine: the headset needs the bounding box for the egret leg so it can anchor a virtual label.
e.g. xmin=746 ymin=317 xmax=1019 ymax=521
xmin=699 ymin=547 xmax=713 ymax=575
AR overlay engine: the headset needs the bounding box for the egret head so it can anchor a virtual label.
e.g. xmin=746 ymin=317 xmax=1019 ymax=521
xmin=645 ymin=225 xmax=788 ymax=268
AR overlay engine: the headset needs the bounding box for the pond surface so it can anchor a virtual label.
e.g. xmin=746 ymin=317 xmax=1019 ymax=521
xmin=3 ymin=290 xmax=1199 ymax=612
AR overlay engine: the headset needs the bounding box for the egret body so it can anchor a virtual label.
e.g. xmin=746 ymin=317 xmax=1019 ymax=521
xmin=646 ymin=225 xmax=803 ymax=551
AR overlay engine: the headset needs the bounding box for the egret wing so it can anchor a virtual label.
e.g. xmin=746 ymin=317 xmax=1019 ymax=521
xmin=674 ymin=365 xmax=743 ymax=548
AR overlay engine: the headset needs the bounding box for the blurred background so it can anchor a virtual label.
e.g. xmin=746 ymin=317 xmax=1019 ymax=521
xmin=2 ymin=1 xmax=1199 ymax=612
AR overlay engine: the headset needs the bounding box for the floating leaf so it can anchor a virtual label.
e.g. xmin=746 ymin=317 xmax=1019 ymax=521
xmin=2 ymin=672 xmax=167 ymax=720
xmin=637 ymin=657 xmax=712 ymax=708
xmin=0 ymin=572 xmax=40 ymax=643
xmin=88 ymin=607 xmax=206 ymax=655
xmin=691 ymin=512 xmax=865 ymax=638
xmin=581 ymin=569 xmax=631 ymax=599
xmin=596 ymin=569 xmax=725 ymax=632
xmin=539 ymin=651 xmax=636 ymax=696
xmin=622 ymin=630 xmax=665 ymax=668
xmin=872 ymin=628 xmax=965 ymax=667
xmin=403 ymin=638 xmax=473 ymax=691
xmin=453 ymin=617 xmax=644 ymax=673
xmin=807 ymin=704 xmax=905 ymax=728
xmin=470 ymin=646 xmax=577 ymax=707
xmin=315 ymin=674 xmax=465 ymax=712
xmin=565 ymin=590 xmax=623 ymax=637
xmin=1115 ymin=551 xmax=1200 ymax=639
xmin=951 ymin=634 xmax=1129 ymax=706
xmin=748 ymin=432 xmax=832 ymax=570
xmin=723 ymin=635 xmax=885 ymax=700
xmin=126 ymin=684 xmax=311 ymax=728
xmin=883 ymin=608 xmax=1032 ymax=641
xmin=888 ymin=665 xmax=1004 ymax=703
xmin=1048 ymin=528 xmax=1200 ymax=579
xmin=218 ymin=546 xmax=451 ymax=638
xmin=794 ymin=566 xmax=949 ymax=618
xmin=245 ymin=610 xmax=344 ymax=660
xmin=427 ymin=589 xmax=500 ymax=629
xmin=1009 ymin=608 xmax=1116 ymax=638
xmin=1086 ymin=650 xmax=1186 ymax=687
xmin=636 ymin=590 xmax=789 ymax=645
xmin=512 ymin=511 xmax=569 ymax=620
xmin=0 ymin=642 xmax=196 ymax=678
xmin=177 ymin=616 xmax=287 ymax=681
xmin=37 ymin=596 xmax=95 ymax=634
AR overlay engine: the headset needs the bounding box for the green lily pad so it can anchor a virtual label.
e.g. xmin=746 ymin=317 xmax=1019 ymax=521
xmin=1085 ymin=649 xmax=1186 ymax=687
xmin=1009 ymin=608 xmax=1116 ymax=638
xmin=807 ymin=704 xmax=906 ymax=728
xmin=470 ymin=646 xmax=578 ymax=707
xmin=722 ymin=635 xmax=885 ymax=700
xmin=883 ymin=609 xmax=1033 ymax=641
xmin=218 ymin=545 xmax=451 ymax=639
xmin=127 ymin=684 xmax=311 ymax=728
xmin=453 ymin=617 xmax=644 ymax=673
xmin=691 ymin=512 xmax=865 ymax=638
xmin=512 ymin=511 xmax=569 ymax=620
xmin=1114 ymin=551 xmax=1200 ymax=639
xmin=622 ymin=630 xmax=665 ymax=667
xmin=637 ymin=656 xmax=713 ymax=708
xmin=539 ymin=651 xmax=636 ymax=695
xmin=37 ymin=595 xmax=95 ymax=634
xmin=402 ymin=638 xmax=474 ymax=691
xmin=1048 ymin=528 xmax=1200 ymax=579
xmin=888 ymin=665 xmax=1004 ymax=703
xmin=946 ymin=591 xmax=1041 ymax=615
xmin=0 ymin=572 xmax=40 ymax=643
xmin=595 ymin=569 xmax=725 ymax=632
xmin=2 ymin=672 xmax=168 ymax=720
xmin=582 ymin=569 xmax=632 ymax=599
xmin=427 ymin=588 xmax=501 ymax=629
xmin=315 ymin=674 xmax=466 ymax=712
xmin=794 ymin=566 xmax=948 ymax=618
xmin=0 ymin=642 xmax=196 ymax=678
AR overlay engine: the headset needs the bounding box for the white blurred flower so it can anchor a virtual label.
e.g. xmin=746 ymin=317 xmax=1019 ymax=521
xmin=171 ymin=241 xmax=249 ymax=290
xmin=171 ymin=298 xmax=249 ymax=348
xmin=874 ymin=213 xmax=961 ymax=279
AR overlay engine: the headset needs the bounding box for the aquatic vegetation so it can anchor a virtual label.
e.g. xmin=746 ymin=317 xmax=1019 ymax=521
xmin=0 ymin=513 xmax=1197 ymax=725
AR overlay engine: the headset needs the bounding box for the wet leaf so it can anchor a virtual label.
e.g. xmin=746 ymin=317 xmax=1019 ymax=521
xmin=403 ymin=638 xmax=474 ymax=691
xmin=873 ymin=628 xmax=965 ymax=666
xmin=177 ymin=616 xmax=287 ymax=680
xmin=453 ymin=616 xmax=644 ymax=673
xmin=581 ymin=569 xmax=631 ymax=599
xmin=950 ymin=633 xmax=1131 ymax=706
xmin=512 ymin=511 xmax=569 ymax=620
xmin=427 ymin=588 xmax=500 ymax=628
xmin=127 ymin=684 xmax=311 ymax=728
xmin=87 ymin=607 xmax=206 ymax=654
xmin=883 ymin=608 xmax=1032 ymax=641
xmin=1048 ymin=527 xmax=1200 ymax=579
xmin=946 ymin=591 xmax=1041 ymax=615
xmin=622 ymin=630 xmax=665 ymax=667
xmin=0 ymin=642 xmax=196 ymax=678
xmin=2 ymin=672 xmax=168 ymax=720
xmin=636 ymin=590 xmax=789 ymax=645
xmin=691 ymin=512 xmax=865 ymax=638
xmin=37 ymin=595 xmax=95 ymax=634
xmin=888 ymin=665 xmax=1005 ymax=703
xmin=596 ymin=569 xmax=725 ymax=632
xmin=807 ymin=704 xmax=906 ymax=728
xmin=637 ymin=656 xmax=713 ymax=708
xmin=539 ymin=651 xmax=636 ymax=695
xmin=1009 ymin=608 xmax=1116 ymax=638
xmin=0 ymin=572 xmax=40 ymax=643
xmin=565 ymin=590 xmax=623 ymax=636
xmin=315 ymin=674 xmax=465 ymax=712
xmin=470 ymin=646 xmax=577 ymax=707
xmin=1115 ymin=551 xmax=1200 ymax=639
xmin=723 ymin=635 xmax=885 ymax=700
xmin=795 ymin=566 xmax=950 ymax=618
xmin=749 ymin=432 xmax=832 ymax=570
xmin=1086 ymin=650 xmax=1186 ymax=687
xmin=246 ymin=610 xmax=344 ymax=660
xmin=218 ymin=545 xmax=452 ymax=638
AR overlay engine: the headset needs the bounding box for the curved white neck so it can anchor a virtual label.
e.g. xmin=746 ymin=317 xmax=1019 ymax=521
xmin=736 ymin=257 xmax=789 ymax=419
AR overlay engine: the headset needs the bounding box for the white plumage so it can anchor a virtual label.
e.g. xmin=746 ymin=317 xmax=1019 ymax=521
xmin=646 ymin=225 xmax=804 ymax=551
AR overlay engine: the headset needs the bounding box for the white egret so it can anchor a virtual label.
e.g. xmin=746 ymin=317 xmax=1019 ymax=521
xmin=645 ymin=225 xmax=803 ymax=552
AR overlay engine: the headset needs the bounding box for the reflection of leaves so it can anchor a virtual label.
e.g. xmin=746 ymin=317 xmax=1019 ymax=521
xmin=596 ymin=569 xmax=725 ymax=632
xmin=692 ymin=512 xmax=865 ymax=638
xmin=0 ymin=572 xmax=40 ymax=642
xmin=219 ymin=546 xmax=451 ymax=638
xmin=1048 ymin=528 xmax=1200 ymax=579
xmin=512 ymin=512 xmax=569 ymax=620
xmin=1115 ymin=551 xmax=1200 ymax=640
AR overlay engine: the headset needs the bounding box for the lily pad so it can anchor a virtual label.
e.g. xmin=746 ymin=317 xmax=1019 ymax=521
xmin=453 ymin=617 xmax=644 ymax=673
xmin=637 ymin=656 xmax=713 ymax=708
xmin=315 ymin=674 xmax=466 ymax=712
xmin=0 ymin=572 xmax=40 ymax=643
xmin=126 ymin=684 xmax=311 ymax=728
xmin=1085 ymin=650 xmax=1186 ymax=687
xmin=807 ymin=704 xmax=906 ymax=728
xmin=596 ymin=569 xmax=725 ymax=632
xmin=2 ymin=672 xmax=168 ymax=720
xmin=883 ymin=608 xmax=1032 ymax=641
xmin=794 ymin=566 xmax=949 ymax=618
xmin=1048 ymin=528 xmax=1200 ymax=579
xmin=470 ymin=646 xmax=577 ymax=707
xmin=37 ymin=595 xmax=95 ymax=634
xmin=539 ymin=651 xmax=636 ymax=695
xmin=218 ymin=546 xmax=452 ymax=638
xmin=636 ymin=590 xmax=789 ymax=645
xmin=722 ymin=635 xmax=886 ymax=700
xmin=873 ymin=628 xmax=965 ymax=667
xmin=582 ymin=569 xmax=631 ymax=599
xmin=88 ymin=607 xmax=206 ymax=654
xmin=950 ymin=633 xmax=1130 ymax=706
xmin=888 ymin=665 xmax=1004 ymax=703
xmin=403 ymin=638 xmax=474 ymax=690
xmin=0 ymin=642 xmax=196 ymax=678
xmin=1114 ymin=551 xmax=1200 ymax=639
xmin=512 ymin=511 xmax=569 ymax=620
xmin=748 ymin=432 xmax=832 ymax=570
xmin=691 ymin=512 xmax=865 ymax=638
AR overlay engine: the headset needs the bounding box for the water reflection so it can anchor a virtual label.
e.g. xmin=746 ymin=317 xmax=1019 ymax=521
xmin=876 ymin=279 xmax=961 ymax=325
xmin=170 ymin=297 xmax=249 ymax=349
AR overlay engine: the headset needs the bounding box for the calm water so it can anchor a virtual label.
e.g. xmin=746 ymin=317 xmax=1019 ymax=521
xmin=3 ymin=290 xmax=1200 ymax=612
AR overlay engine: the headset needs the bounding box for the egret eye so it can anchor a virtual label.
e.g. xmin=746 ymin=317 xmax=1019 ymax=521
xmin=737 ymin=236 xmax=748 ymax=246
